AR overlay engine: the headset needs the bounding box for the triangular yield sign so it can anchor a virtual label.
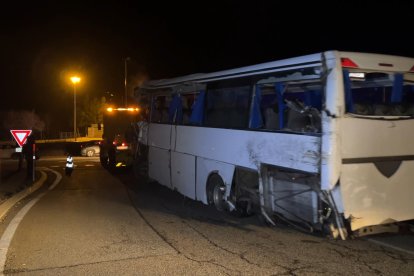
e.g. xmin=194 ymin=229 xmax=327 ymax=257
xmin=10 ymin=130 xmax=32 ymax=147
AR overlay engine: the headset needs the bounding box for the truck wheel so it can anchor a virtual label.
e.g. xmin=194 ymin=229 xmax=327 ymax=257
xmin=100 ymin=154 xmax=109 ymax=168
xmin=108 ymin=150 xmax=116 ymax=170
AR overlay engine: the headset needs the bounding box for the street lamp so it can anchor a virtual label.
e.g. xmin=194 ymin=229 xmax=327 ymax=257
xmin=70 ymin=76 xmax=81 ymax=141
xmin=124 ymin=57 xmax=130 ymax=106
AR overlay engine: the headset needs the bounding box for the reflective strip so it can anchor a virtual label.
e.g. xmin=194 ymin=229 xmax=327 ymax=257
xmin=66 ymin=157 xmax=74 ymax=168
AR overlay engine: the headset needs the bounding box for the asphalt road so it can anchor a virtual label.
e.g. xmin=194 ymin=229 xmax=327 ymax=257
xmin=0 ymin=157 xmax=413 ymax=275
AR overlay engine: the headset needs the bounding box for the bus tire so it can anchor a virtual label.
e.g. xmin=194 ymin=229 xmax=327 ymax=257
xmin=207 ymin=174 xmax=226 ymax=211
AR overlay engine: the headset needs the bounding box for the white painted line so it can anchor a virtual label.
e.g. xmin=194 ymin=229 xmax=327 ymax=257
xmin=0 ymin=196 xmax=41 ymax=275
xmin=42 ymin=167 xmax=62 ymax=191
xmin=85 ymin=164 xmax=94 ymax=167
xmin=367 ymin=238 xmax=414 ymax=255
xmin=0 ymin=167 xmax=62 ymax=275
xmin=0 ymin=172 xmax=47 ymax=221
xmin=50 ymin=165 xmax=59 ymax=168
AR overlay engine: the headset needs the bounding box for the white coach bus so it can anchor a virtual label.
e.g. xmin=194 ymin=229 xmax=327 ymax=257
xmin=133 ymin=51 xmax=414 ymax=239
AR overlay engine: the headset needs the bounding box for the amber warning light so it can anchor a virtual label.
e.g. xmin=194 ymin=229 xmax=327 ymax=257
xmin=106 ymin=107 xmax=139 ymax=112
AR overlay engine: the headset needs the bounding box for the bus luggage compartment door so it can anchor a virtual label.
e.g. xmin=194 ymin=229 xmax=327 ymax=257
xmin=171 ymin=152 xmax=196 ymax=199
xmin=263 ymin=167 xmax=319 ymax=225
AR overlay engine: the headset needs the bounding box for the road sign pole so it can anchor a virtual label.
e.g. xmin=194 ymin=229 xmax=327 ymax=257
xmin=32 ymin=144 xmax=36 ymax=182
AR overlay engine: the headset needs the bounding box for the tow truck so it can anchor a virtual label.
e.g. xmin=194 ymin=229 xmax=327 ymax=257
xmin=99 ymin=107 xmax=140 ymax=169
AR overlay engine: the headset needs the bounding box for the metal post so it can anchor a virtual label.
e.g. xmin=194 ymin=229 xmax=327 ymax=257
xmin=124 ymin=57 xmax=130 ymax=106
xmin=32 ymin=143 xmax=35 ymax=182
xmin=74 ymin=84 xmax=77 ymax=141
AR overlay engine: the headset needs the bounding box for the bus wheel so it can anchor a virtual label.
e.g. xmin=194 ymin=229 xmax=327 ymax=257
xmin=207 ymin=174 xmax=226 ymax=211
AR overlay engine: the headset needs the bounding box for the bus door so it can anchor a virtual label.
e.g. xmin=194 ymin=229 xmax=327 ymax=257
xmin=148 ymin=95 xmax=172 ymax=188
xmin=170 ymin=93 xmax=197 ymax=199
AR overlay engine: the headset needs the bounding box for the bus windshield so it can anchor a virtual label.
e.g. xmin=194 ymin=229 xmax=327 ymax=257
xmin=344 ymin=70 xmax=414 ymax=117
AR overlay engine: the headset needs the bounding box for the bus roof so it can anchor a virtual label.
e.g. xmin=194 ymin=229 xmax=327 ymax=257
xmin=140 ymin=52 xmax=325 ymax=89
xmin=139 ymin=50 xmax=414 ymax=90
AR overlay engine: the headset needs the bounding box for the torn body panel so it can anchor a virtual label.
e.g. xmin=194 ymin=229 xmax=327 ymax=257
xmin=261 ymin=166 xmax=320 ymax=226
xmin=174 ymin=126 xmax=321 ymax=174
xmin=321 ymin=52 xmax=343 ymax=191
xmin=341 ymin=161 xmax=414 ymax=230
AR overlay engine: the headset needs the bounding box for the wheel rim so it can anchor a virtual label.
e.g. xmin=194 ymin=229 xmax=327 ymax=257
xmin=213 ymin=184 xmax=226 ymax=211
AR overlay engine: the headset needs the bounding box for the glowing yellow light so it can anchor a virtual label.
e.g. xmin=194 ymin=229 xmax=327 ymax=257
xmin=70 ymin=76 xmax=81 ymax=84
xmin=106 ymin=107 xmax=140 ymax=112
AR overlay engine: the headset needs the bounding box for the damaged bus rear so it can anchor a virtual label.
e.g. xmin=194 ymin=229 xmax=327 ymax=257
xmin=329 ymin=52 xmax=414 ymax=237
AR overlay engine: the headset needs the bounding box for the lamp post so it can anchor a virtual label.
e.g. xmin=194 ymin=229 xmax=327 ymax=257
xmin=124 ymin=57 xmax=130 ymax=106
xmin=70 ymin=76 xmax=81 ymax=141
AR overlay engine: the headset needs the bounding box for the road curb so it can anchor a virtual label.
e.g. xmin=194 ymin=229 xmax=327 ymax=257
xmin=0 ymin=170 xmax=47 ymax=221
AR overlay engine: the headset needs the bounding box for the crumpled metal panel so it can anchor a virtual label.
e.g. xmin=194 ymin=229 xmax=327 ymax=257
xmin=341 ymin=161 xmax=414 ymax=230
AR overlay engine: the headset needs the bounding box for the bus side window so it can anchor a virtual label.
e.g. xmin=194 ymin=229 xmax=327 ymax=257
xmin=182 ymin=94 xmax=196 ymax=125
xmin=205 ymin=85 xmax=250 ymax=129
xmin=168 ymin=94 xmax=182 ymax=124
xmin=151 ymin=96 xmax=169 ymax=123
xmin=263 ymin=104 xmax=279 ymax=130
xmin=260 ymin=91 xmax=279 ymax=130
xmin=284 ymin=88 xmax=322 ymax=133
xmin=285 ymin=98 xmax=309 ymax=131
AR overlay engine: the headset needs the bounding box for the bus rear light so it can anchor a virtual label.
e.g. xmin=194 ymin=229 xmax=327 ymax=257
xmin=341 ymin=58 xmax=359 ymax=68
xmin=121 ymin=142 xmax=126 ymax=147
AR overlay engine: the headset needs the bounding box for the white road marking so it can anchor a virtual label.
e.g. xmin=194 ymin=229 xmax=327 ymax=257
xmin=85 ymin=164 xmax=94 ymax=167
xmin=43 ymin=167 xmax=62 ymax=191
xmin=0 ymin=197 xmax=41 ymax=275
xmin=366 ymin=238 xmax=414 ymax=255
xmin=0 ymin=167 xmax=61 ymax=275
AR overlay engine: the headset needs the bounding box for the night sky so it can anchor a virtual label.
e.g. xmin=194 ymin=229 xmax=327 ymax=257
xmin=1 ymin=1 xmax=414 ymax=124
